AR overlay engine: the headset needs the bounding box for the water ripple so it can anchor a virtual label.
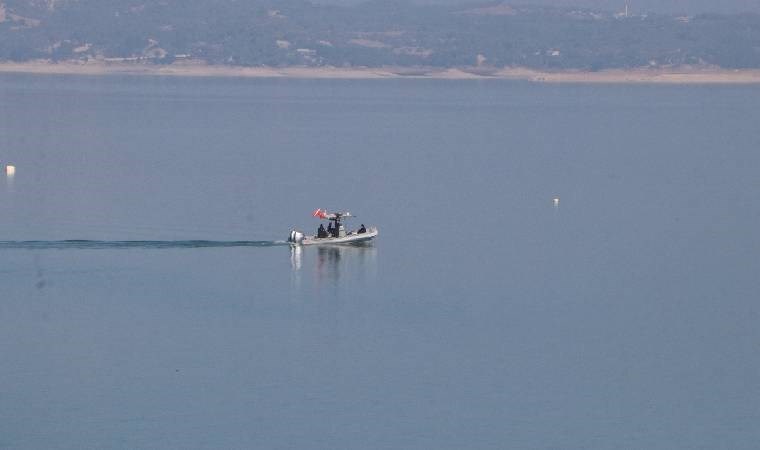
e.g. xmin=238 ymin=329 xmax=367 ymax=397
xmin=0 ymin=240 xmax=288 ymax=250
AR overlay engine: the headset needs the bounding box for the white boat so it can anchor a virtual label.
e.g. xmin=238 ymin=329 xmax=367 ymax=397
xmin=288 ymin=209 xmax=378 ymax=246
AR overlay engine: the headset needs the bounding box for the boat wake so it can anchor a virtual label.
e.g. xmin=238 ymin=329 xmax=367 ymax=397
xmin=0 ymin=240 xmax=288 ymax=250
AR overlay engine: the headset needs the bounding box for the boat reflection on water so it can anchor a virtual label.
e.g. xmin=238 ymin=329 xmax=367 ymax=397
xmin=290 ymin=244 xmax=303 ymax=271
xmin=315 ymin=244 xmax=377 ymax=285
xmin=290 ymin=243 xmax=377 ymax=287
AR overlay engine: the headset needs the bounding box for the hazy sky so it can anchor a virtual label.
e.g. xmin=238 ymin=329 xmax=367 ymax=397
xmin=314 ymin=0 xmax=760 ymax=14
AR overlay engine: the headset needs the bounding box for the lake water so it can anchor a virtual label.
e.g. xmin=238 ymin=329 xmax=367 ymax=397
xmin=1 ymin=74 xmax=759 ymax=449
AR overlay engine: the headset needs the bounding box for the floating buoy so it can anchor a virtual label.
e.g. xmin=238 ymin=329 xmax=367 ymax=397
xmin=5 ymin=165 xmax=15 ymax=176
xmin=553 ymin=197 xmax=559 ymax=207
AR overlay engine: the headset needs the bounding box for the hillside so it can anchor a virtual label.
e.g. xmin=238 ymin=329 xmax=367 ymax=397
xmin=1 ymin=0 xmax=760 ymax=69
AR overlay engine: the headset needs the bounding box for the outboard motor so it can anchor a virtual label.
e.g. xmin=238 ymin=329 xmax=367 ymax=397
xmin=288 ymin=230 xmax=304 ymax=244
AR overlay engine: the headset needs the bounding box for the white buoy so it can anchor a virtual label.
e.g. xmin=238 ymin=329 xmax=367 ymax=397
xmin=5 ymin=165 xmax=15 ymax=176
xmin=553 ymin=197 xmax=559 ymax=207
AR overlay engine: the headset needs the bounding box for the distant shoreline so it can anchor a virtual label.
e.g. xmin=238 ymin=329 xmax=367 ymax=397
xmin=2 ymin=60 xmax=760 ymax=84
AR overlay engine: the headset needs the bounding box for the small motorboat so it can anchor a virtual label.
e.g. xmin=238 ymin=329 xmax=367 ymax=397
xmin=288 ymin=209 xmax=378 ymax=246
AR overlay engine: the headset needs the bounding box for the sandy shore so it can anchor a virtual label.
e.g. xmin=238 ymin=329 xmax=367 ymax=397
xmin=2 ymin=60 xmax=760 ymax=83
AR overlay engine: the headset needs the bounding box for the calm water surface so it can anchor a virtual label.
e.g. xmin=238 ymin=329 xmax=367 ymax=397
xmin=1 ymin=75 xmax=759 ymax=449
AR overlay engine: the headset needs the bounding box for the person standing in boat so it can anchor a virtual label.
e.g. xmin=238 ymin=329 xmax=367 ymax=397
xmin=317 ymin=223 xmax=327 ymax=238
xmin=327 ymin=221 xmax=334 ymax=237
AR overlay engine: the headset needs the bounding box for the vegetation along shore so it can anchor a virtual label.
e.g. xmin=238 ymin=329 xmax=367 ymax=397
xmin=2 ymin=0 xmax=760 ymax=83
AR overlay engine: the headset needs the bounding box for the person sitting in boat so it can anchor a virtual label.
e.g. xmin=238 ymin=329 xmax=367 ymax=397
xmin=317 ymin=223 xmax=327 ymax=238
xmin=358 ymin=224 xmax=367 ymax=234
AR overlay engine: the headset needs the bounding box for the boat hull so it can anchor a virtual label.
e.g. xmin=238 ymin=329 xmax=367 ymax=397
xmin=292 ymin=227 xmax=378 ymax=246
